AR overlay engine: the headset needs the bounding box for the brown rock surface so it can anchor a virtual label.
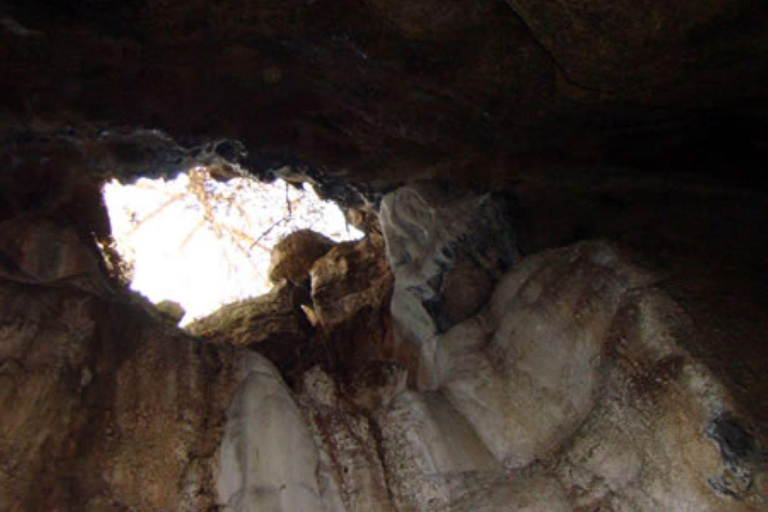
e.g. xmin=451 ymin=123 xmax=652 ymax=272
xmin=186 ymin=280 xmax=313 ymax=382
xmin=212 ymin=241 xmax=767 ymax=512
xmin=0 ymin=133 xmax=243 ymax=511
xmin=307 ymin=233 xmax=411 ymax=379
xmin=0 ymin=1 xmax=766 ymax=510
xmin=310 ymin=234 xmax=392 ymax=329
xmin=0 ymin=283 xmax=240 ymax=511
xmin=269 ymin=229 xmax=336 ymax=285
xmin=0 ymin=0 xmax=766 ymax=183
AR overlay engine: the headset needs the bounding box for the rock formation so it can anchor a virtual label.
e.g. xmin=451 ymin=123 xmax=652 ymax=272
xmin=1 ymin=1 xmax=767 ymax=511
xmin=269 ymin=230 xmax=336 ymax=286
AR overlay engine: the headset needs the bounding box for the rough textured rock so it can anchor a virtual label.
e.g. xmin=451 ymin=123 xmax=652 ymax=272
xmin=186 ymin=280 xmax=313 ymax=382
xmin=1 ymin=0 xmax=766 ymax=183
xmin=0 ymin=136 xmax=240 ymax=511
xmin=512 ymin=170 xmax=768 ymax=433
xmin=186 ymin=280 xmax=310 ymax=347
xmin=216 ymin=353 xmax=343 ymax=512
xmin=1 ymin=3 xmax=767 ymax=509
xmin=1 ymin=125 xmax=765 ymax=512
xmin=269 ymin=229 xmax=337 ymax=285
xmin=432 ymin=242 xmax=643 ymax=468
xmin=308 ymin=233 xmax=402 ymax=375
xmin=310 ymin=234 xmax=392 ymax=329
xmin=210 ymin=239 xmax=766 ymax=512
xmin=0 ymin=282 xmax=240 ymax=511
xmin=1 ymin=158 xmax=765 ymax=511
xmin=380 ymin=182 xmax=517 ymax=386
xmin=155 ymin=299 xmax=185 ymax=323
xmin=418 ymin=242 xmax=763 ymax=511
xmin=298 ymin=367 xmax=395 ymax=512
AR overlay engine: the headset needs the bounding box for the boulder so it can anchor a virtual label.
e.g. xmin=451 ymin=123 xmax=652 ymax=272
xmin=269 ymin=229 xmax=336 ymax=285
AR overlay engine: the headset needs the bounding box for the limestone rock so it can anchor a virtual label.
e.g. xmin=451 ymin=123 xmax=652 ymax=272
xmin=186 ymin=280 xmax=313 ymax=380
xmin=554 ymin=288 xmax=766 ymax=511
xmin=269 ymin=229 xmax=336 ymax=285
xmin=298 ymin=367 xmax=395 ymax=512
xmin=186 ymin=280 xmax=309 ymax=346
xmin=216 ymin=353 xmax=341 ymax=512
xmin=1 ymin=124 xmax=766 ymax=512
xmin=306 ymin=234 xmax=403 ymax=375
xmin=310 ymin=234 xmax=393 ymax=329
xmin=343 ymin=361 xmax=408 ymax=413
xmin=379 ymin=240 xmax=767 ymax=511
xmin=378 ymin=390 xmax=501 ymax=510
xmin=2 ymin=0 xmax=766 ymax=185
xmin=0 ymin=218 xmax=113 ymax=295
xmin=345 ymin=207 xmax=382 ymax=234
xmin=433 ymin=241 xmax=646 ymax=467
xmin=0 ymin=282 xmax=240 ymax=511
xmin=155 ymin=299 xmax=185 ymax=323
xmin=380 ymin=182 xmax=517 ymax=386
xmin=5 ymin=230 xmax=764 ymax=512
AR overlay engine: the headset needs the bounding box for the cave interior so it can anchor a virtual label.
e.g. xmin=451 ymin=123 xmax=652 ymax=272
xmin=0 ymin=0 xmax=767 ymax=511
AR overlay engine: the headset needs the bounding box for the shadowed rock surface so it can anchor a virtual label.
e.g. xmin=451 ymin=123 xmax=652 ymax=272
xmin=269 ymin=229 xmax=337 ymax=285
xmin=1 ymin=0 xmax=767 ymax=183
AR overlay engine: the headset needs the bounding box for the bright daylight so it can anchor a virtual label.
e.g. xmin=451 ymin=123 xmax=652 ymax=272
xmin=102 ymin=167 xmax=363 ymax=325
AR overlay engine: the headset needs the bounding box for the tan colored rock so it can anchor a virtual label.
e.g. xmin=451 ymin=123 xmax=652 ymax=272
xmin=186 ymin=281 xmax=313 ymax=381
xmin=298 ymin=367 xmax=396 ymax=512
xmin=186 ymin=280 xmax=309 ymax=346
xmin=345 ymin=207 xmax=382 ymax=234
xmin=0 ymin=218 xmax=113 ymax=295
xmin=309 ymin=234 xmax=404 ymax=374
xmin=379 ymin=240 xmax=766 ymax=511
xmin=269 ymin=229 xmax=336 ymax=285
xmin=380 ymin=183 xmax=517 ymax=350
xmin=0 ymin=283 xmax=240 ymax=512
xmin=155 ymin=299 xmax=185 ymax=323
xmin=310 ymin=234 xmax=393 ymax=329
xmin=5 ymin=232 xmax=765 ymax=512
xmin=216 ymin=354 xmax=340 ymax=512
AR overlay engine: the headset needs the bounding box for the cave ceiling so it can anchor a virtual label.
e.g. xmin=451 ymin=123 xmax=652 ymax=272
xmin=1 ymin=0 xmax=768 ymax=185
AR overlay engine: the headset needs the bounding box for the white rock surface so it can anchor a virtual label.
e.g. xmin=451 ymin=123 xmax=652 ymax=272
xmin=215 ymin=235 xmax=766 ymax=512
xmin=216 ymin=353 xmax=343 ymax=512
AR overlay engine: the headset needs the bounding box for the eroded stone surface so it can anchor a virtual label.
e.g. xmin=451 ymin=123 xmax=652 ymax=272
xmin=270 ymin=229 xmax=337 ymax=285
xmin=2 ymin=0 xmax=767 ymax=184
xmin=209 ymin=237 xmax=766 ymax=512
xmin=298 ymin=367 xmax=394 ymax=512
xmin=380 ymin=183 xmax=517 ymax=387
xmin=186 ymin=279 xmax=310 ymax=348
xmin=0 ymin=283 xmax=240 ymax=511
xmin=310 ymin=234 xmax=392 ymax=329
xmin=0 ymin=138 xmax=244 ymax=511
xmin=1 ymin=132 xmax=765 ymax=511
xmin=308 ymin=233 xmax=402 ymax=375
xmin=186 ymin=280 xmax=314 ymax=383
xmin=217 ymin=353 xmax=339 ymax=512
xmin=434 ymin=242 xmax=646 ymax=468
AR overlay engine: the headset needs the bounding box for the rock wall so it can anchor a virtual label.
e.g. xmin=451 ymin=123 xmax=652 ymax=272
xmin=0 ymin=136 xmax=765 ymax=511
xmin=380 ymin=182 xmax=517 ymax=387
xmin=0 ymin=275 xmax=241 ymax=511
xmin=0 ymin=137 xmax=243 ymax=511
xmin=211 ymin=236 xmax=766 ymax=512
xmin=208 ymin=185 xmax=766 ymax=511
xmin=2 ymin=0 xmax=767 ymax=184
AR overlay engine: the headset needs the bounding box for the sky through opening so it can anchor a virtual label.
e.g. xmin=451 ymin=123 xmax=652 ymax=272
xmin=102 ymin=168 xmax=363 ymax=325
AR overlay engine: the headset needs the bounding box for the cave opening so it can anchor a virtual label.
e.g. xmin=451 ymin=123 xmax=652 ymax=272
xmin=101 ymin=165 xmax=363 ymax=324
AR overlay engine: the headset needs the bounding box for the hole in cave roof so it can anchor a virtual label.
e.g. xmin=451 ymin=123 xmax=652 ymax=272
xmin=102 ymin=166 xmax=363 ymax=325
